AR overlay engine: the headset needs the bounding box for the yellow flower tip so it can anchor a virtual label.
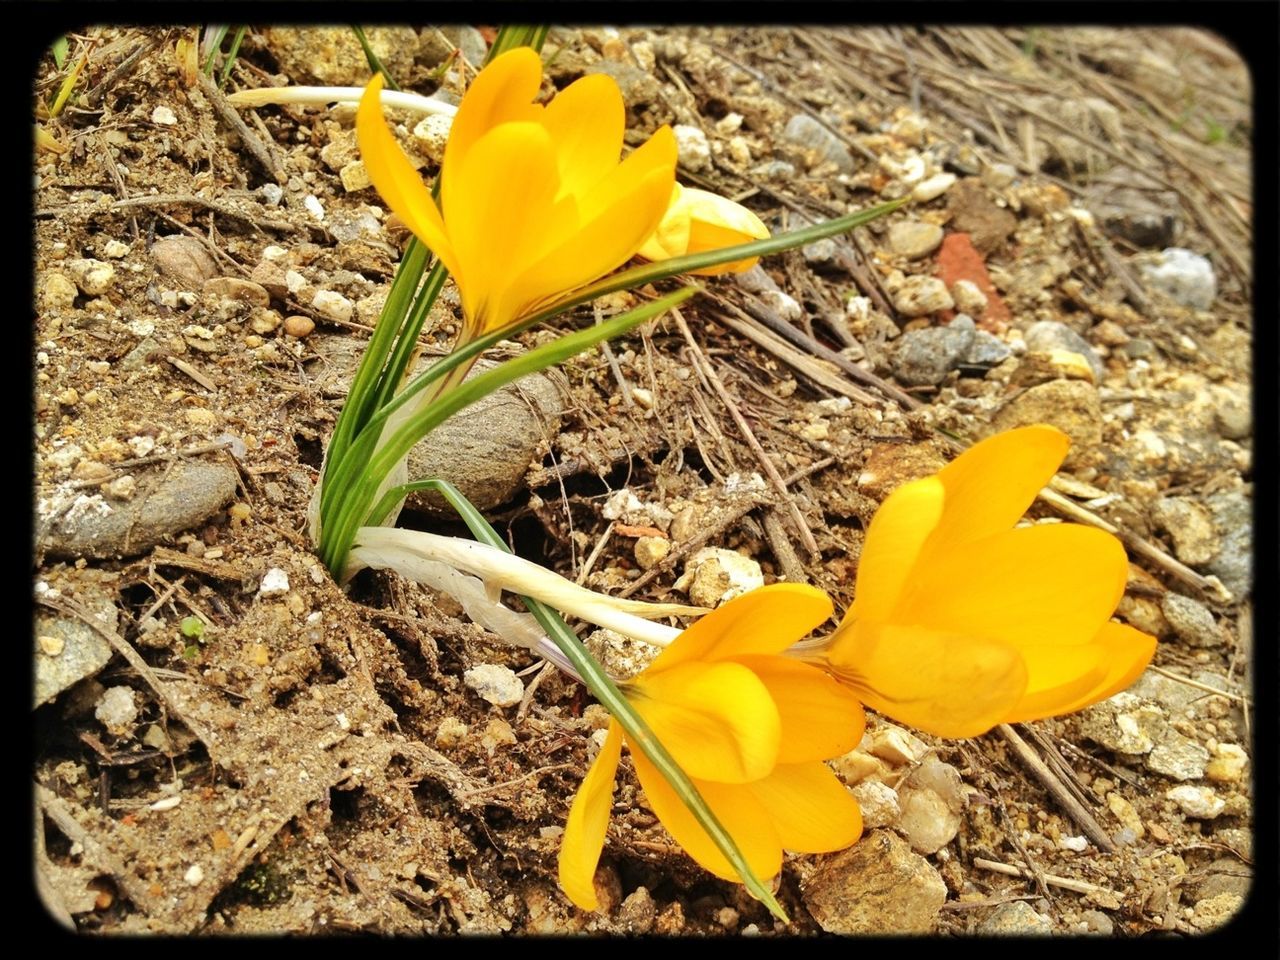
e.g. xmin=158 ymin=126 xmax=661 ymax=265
xmin=825 ymin=425 xmax=1153 ymax=737
xmin=637 ymin=183 xmax=771 ymax=275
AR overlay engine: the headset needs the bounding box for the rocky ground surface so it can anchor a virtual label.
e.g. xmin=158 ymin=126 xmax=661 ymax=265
xmin=33 ymin=26 xmax=1254 ymax=936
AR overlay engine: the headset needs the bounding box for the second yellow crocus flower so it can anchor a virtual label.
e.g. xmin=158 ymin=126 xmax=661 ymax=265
xmin=357 ymin=47 xmax=678 ymax=338
xmin=637 ymin=182 xmax=771 ymax=275
xmin=815 ymin=425 xmax=1157 ymax=738
xmin=559 ymin=583 xmax=864 ymax=911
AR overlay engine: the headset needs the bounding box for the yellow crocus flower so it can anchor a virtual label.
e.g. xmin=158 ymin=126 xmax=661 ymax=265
xmin=357 ymin=47 xmax=678 ymax=337
xmin=559 ymin=583 xmax=865 ymax=911
xmin=818 ymin=425 xmax=1157 ymax=739
xmin=637 ymin=183 xmax=771 ymax=275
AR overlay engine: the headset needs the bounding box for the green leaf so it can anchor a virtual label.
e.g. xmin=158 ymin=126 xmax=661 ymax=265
xmin=51 ymin=36 xmax=68 ymax=69
xmin=180 ymin=616 xmax=205 ymax=640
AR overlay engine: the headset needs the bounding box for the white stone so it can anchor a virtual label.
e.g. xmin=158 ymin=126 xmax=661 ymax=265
xmin=892 ymin=275 xmax=954 ymax=317
xmin=258 ymin=567 xmax=291 ymax=598
xmin=127 ymin=435 xmax=156 ymax=457
xmin=760 ymin=289 xmax=803 ymax=322
xmin=951 ymin=279 xmax=988 ymax=315
xmin=677 ymin=548 xmax=763 ymax=608
xmin=1205 ymin=743 xmax=1248 ymax=783
xmin=95 ymin=686 xmax=139 ymax=734
xmin=285 ymin=269 xmax=309 ymax=294
xmin=1059 ymin=835 xmax=1089 ymax=852
xmin=1167 ymin=784 xmax=1226 ymax=819
xmin=151 ymin=105 xmax=178 ymax=125
xmin=412 ymin=114 xmax=453 ymax=162
xmin=103 ymin=239 xmax=130 ymax=259
xmin=673 ymin=124 xmax=712 ymax=173
xmin=183 ymin=864 xmax=204 ymax=886
xmin=68 ymin=258 xmax=116 ymax=296
xmin=851 ymin=780 xmax=900 ymax=829
xmin=911 ymin=172 xmax=956 ymax=202
xmin=311 ymin=290 xmax=354 ymax=323
xmin=303 ymin=194 xmax=325 ymax=221
xmin=1139 ymin=247 xmax=1216 ymax=310
xmin=463 ymin=664 xmax=524 ymax=707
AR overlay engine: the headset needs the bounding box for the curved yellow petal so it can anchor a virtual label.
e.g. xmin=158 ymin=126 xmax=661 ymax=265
xmin=827 ymin=620 xmax=1027 ymax=738
xmin=925 ymin=425 xmax=1069 ymax=555
xmin=499 ymin=126 xmax=677 ymax=322
xmin=442 ymin=46 xmax=544 ymax=174
xmin=558 ymin=721 xmax=623 ymax=911
xmin=1006 ymin=622 xmax=1156 ymax=722
xmin=746 ymin=762 xmax=863 ymax=853
xmin=649 ymin=582 xmax=834 ymax=673
xmin=441 ymin=121 xmax=561 ymax=329
xmin=539 ymin=72 xmax=624 ymax=200
xmin=356 ymin=74 xmax=461 ymax=281
xmin=680 ymin=188 xmax=770 ymax=275
xmin=628 ymin=661 xmax=780 ymax=783
xmin=636 ymin=183 xmax=693 ymax=262
xmin=998 ymin=641 xmax=1112 ymax=724
xmin=901 ymin=524 xmax=1129 ymax=649
xmin=846 ymin=476 xmax=945 ymax=624
xmin=733 ymin=655 xmax=866 ymax=764
xmin=630 ymin=747 xmax=781 ymax=884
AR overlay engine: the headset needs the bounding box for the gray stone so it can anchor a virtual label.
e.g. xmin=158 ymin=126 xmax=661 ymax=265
xmin=1080 ymin=909 xmax=1114 ymax=935
xmin=1024 ymin=321 xmax=1105 ymax=382
xmin=979 ymin=900 xmax=1054 ymax=935
xmin=895 ymin=759 xmax=965 ymax=854
xmin=437 ymin=25 xmax=490 ymax=69
xmin=1139 ymin=247 xmax=1217 ymax=310
xmin=961 ymin=328 xmax=1012 ymax=368
xmin=34 ymin=603 xmax=117 ymax=707
xmin=802 ymin=237 xmax=838 ymax=266
xmin=150 ymin=236 xmax=219 ymax=289
xmin=991 ymin=379 xmax=1103 ymax=468
xmin=1150 ymin=496 xmax=1221 ymax=567
xmin=1078 ymin=692 xmax=1166 ymax=755
xmin=1205 ymin=489 xmax=1251 ymax=598
xmin=850 ymin=780 xmax=900 ymax=829
xmin=261 ymin=26 xmax=420 ymax=87
xmin=892 ymin=275 xmax=955 ymax=317
xmin=1145 ymin=730 xmax=1210 ymax=781
xmin=39 ymin=461 xmax=238 ymax=561
xmin=891 ymin=315 xmax=974 ymax=386
xmin=1161 ymin=593 xmax=1221 ymax=647
xmin=801 ymin=830 xmax=947 ymax=934
xmin=406 ymin=360 xmax=565 ymax=513
xmin=782 ymin=114 xmax=854 ymax=173
xmin=1212 ymin=390 xmax=1251 ymax=440
xmin=886 ymin=221 xmax=944 ymax=259
xmin=1129 ymin=668 xmax=1203 ymax=715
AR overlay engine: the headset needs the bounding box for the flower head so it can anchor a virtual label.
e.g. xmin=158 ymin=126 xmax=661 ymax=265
xmin=637 ymin=183 xmax=771 ymax=275
xmin=357 ymin=48 xmax=678 ymax=336
xmin=559 ymin=583 xmax=864 ymax=911
xmin=819 ymin=425 xmax=1157 ymax=738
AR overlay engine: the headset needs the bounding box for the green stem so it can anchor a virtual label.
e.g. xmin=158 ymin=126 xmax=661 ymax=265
xmin=397 ymin=478 xmax=788 ymax=922
xmin=351 ymin=25 xmax=400 ymax=91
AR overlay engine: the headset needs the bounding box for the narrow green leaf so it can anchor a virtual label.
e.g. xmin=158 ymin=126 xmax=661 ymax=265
xmin=202 ymin=25 xmax=229 ymax=76
xmin=218 ymin=26 xmax=248 ymax=87
xmin=51 ymin=36 xmax=68 ymax=69
xmin=351 ymin=25 xmax=400 ymax=91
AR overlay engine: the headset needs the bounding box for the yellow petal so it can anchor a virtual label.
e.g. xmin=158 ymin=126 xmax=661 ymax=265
xmin=499 ymin=126 xmax=677 ymax=322
xmin=442 ymin=47 xmax=543 ymax=174
xmin=846 ymin=476 xmax=944 ymax=624
xmin=1005 ymin=622 xmax=1156 ymax=722
xmin=441 ymin=121 xmax=561 ymax=329
xmin=648 ymin=582 xmax=834 ymax=673
xmin=925 ymin=425 xmax=1070 ymax=555
xmin=356 ymin=74 xmax=461 ymax=282
xmin=680 ymin=187 xmax=770 ymax=275
xmin=733 ymin=655 xmax=866 ymax=764
xmin=539 ymin=73 xmax=624 ymax=200
xmin=901 ymin=524 xmax=1129 ymax=649
xmin=746 ymin=762 xmax=863 ymax=853
xmin=630 ymin=747 xmax=781 ymax=883
xmin=558 ymin=721 xmax=623 ymax=911
xmin=826 ymin=620 xmax=1027 ymax=738
xmin=636 ymin=183 xmax=693 ymax=262
xmin=628 ymin=660 xmax=780 ymax=783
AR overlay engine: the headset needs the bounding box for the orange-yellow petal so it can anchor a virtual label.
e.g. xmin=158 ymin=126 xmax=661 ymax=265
xmin=1005 ymin=621 xmax=1157 ymax=722
xmin=499 ymin=126 xmax=677 ymax=322
xmin=826 ymin=620 xmax=1027 ymax=738
xmin=924 ymin=425 xmax=1069 ymax=555
xmin=630 ymin=746 xmax=781 ymax=883
xmin=559 ymin=721 xmax=623 ymax=911
xmin=900 ymin=524 xmax=1129 ymax=649
xmin=733 ymin=655 xmax=866 ymax=764
xmin=745 ymin=762 xmax=863 ymax=853
xmin=628 ymin=660 xmax=780 ymax=783
xmin=356 ymin=74 xmax=461 ymax=281
xmin=637 ymin=185 xmax=770 ymax=275
xmin=846 ymin=475 xmax=945 ymax=624
xmin=539 ymin=73 xmax=624 ymax=200
xmin=648 ymin=582 xmax=834 ymax=672
xmin=442 ymin=46 xmax=543 ymax=175
xmin=441 ymin=121 xmax=561 ymax=329
xmin=636 ymin=183 xmax=693 ymax=263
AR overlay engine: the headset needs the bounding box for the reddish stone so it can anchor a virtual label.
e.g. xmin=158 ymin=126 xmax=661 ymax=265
xmin=935 ymin=232 xmax=1012 ymax=333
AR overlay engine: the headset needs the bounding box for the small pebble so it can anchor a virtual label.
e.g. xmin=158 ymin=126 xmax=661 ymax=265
xmin=68 ymin=258 xmax=116 ymax=296
xmin=312 ymin=290 xmax=354 ymax=323
xmin=1167 ymin=785 xmax=1226 ymax=819
xmin=435 ymin=717 xmax=468 ymax=747
xmin=463 ymin=664 xmax=524 ymax=707
xmin=40 ymin=271 xmax=79 ymax=310
xmin=911 ymin=172 xmax=956 ymax=202
xmin=102 ymin=239 xmax=130 ymax=259
xmin=1161 ymin=593 xmax=1221 ymax=647
xmin=283 ymin=315 xmax=315 ymax=338
xmin=634 ymin=536 xmax=670 ymax=570
xmin=183 ymin=864 xmax=204 ymax=887
xmin=102 ymin=475 xmax=137 ymax=501
xmin=303 ymin=195 xmax=325 ymax=221
xmin=38 ymin=634 xmax=65 ymax=657
xmin=950 ymin=279 xmax=988 ymax=315
xmin=95 ymin=686 xmax=139 ymax=735
xmin=886 ymin=221 xmax=944 ymax=259
xmin=1204 ymin=743 xmax=1248 ymax=784
xmin=892 ymin=275 xmax=954 ymax=317
xmin=673 ymin=124 xmax=711 ymax=172
xmin=258 ymin=568 xmax=291 ymax=598
xmin=151 ymin=105 xmax=178 ymax=125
